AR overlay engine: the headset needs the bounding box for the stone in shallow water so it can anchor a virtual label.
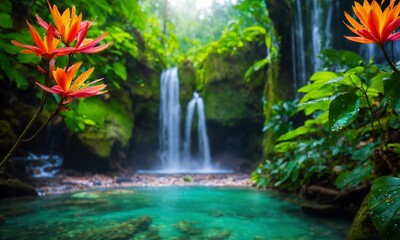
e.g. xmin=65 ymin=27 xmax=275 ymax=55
xmin=45 ymin=198 xmax=109 ymax=209
xmin=174 ymin=220 xmax=202 ymax=236
xmin=76 ymin=216 xmax=153 ymax=240
xmin=103 ymin=189 xmax=135 ymax=195
xmin=71 ymin=192 xmax=101 ymax=199
xmin=206 ymin=229 xmax=231 ymax=240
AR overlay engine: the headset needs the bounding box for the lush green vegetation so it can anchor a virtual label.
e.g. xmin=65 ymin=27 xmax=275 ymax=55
xmin=252 ymin=37 xmax=400 ymax=240
xmin=2 ymin=0 xmax=400 ymax=238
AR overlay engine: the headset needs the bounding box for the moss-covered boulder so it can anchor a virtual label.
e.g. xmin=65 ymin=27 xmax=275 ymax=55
xmin=179 ymin=59 xmax=197 ymax=103
xmin=346 ymin=194 xmax=380 ymax=240
xmin=128 ymin=66 xmax=162 ymax=169
xmin=63 ymin=88 xmax=134 ymax=171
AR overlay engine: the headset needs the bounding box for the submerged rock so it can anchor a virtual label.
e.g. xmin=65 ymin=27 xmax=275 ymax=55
xmin=0 ymin=214 xmax=4 ymax=225
xmin=77 ymin=216 xmax=153 ymax=240
xmin=131 ymin=227 xmax=161 ymax=240
xmin=206 ymin=229 xmax=231 ymax=240
xmin=174 ymin=220 xmax=202 ymax=236
xmin=45 ymin=198 xmax=109 ymax=209
xmin=71 ymin=192 xmax=102 ymax=199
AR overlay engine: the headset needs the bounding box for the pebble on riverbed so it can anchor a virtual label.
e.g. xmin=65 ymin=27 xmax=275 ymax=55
xmin=33 ymin=173 xmax=252 ymax=195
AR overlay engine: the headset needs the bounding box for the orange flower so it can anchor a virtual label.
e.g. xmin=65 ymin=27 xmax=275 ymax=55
xmin=37 ymin=3 xmax=83 ymax=45
xmin=344 ymin=0 xmax=400 ymax=46
xmin=36 ymin=62 xmax=107 ymax=104
xmin=74 ymin=24 xmax=112 ymax=54
xmin=11 ymin=21 xmax=74 ymax=61
xmin=37 ymin=2 xmax=111 ymax=53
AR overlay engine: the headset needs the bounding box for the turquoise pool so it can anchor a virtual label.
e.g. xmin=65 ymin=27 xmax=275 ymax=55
xmin=0 ymin=187 xmax=350 ymax=239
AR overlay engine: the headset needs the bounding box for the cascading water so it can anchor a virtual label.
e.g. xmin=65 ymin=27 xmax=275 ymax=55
xmin=159 ymin=67 xmax=181 ymax=170
xmin=183 ymin=92 xmax=212 ymax=170
xmin=291 ymin=0 xmax=333 ymax=92
xmin=157 ymin=68 xmax=225 ymax=173
xmin=359 ymin=42 xmax=400 ymax=64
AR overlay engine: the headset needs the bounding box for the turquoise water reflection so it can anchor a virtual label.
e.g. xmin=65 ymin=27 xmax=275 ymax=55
xmin=0 ymin=187 xmax=350 ymax=239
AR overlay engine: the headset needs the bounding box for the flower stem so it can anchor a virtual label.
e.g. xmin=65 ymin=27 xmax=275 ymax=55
xmin=380 ymin=45 xmax=400 ymax=74
xmin=0 ymin=66 xmax=52 ymax=169
xmin=23 ymin=101 xmax=63 ymax=142
xmin=362 ymin=87 xmax=396 ymax=174
xmin=0 ymin=93 xmax=48 ymax=169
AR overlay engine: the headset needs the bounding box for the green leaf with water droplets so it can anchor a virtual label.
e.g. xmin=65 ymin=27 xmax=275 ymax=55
xmin=384 ymin=72 xmax=400 ymax=114
xmin=369 ymin=176 xmax=400 ymax=239
xmin=329 ymin=92 xmax=360 ymax=132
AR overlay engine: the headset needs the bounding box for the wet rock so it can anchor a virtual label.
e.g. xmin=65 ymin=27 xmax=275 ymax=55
xmin=103 ymin=189 xmax=134 ymax=195
xmin=131 ymin=227 xmax=161 ymax=240
xmin=0 ymin=178 xmax=37 ymax=198
xmin=116 ymin=176 xmax=132 ymax=184
xmin=183 ymin=176 xmax=192 ymax=182
xmin=63 ymin=89 xmax=134 ymax=172
xmin=45 ymin=198 xmax=109 ymax=209
xmin=174 ymin=220 xmax=202 ymax=236
xmin=71 ymin=192 xmax=101 ymax=199
xmin=78 ymin=216 xmax=152 ymax=240
xmin=346 ymin=194 xmax=379 ymax=240
xmin=206 ymin=229 xmax=231 ymax=240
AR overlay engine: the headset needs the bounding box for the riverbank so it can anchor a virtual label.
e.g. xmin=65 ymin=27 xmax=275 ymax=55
xmin=33 ymin=173 xmax=252 ymax=195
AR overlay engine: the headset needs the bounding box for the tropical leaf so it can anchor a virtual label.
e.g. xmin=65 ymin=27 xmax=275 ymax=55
xmin=329 ymin=92 xmax=360 ymax=132
xmin=369 ymin=176 xmax=400 ymax=240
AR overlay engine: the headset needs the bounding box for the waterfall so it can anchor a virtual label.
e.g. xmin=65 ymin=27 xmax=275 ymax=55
xmin=359 ymin=42 xmax=400 ymax=64
xmin=183 ymin=92 xmax=212 ymax=169
xmin=159 ymin=67 xmax=181 ymax=170
xmin=158 ymin=68 xmax=219 ymax=173
xmin=291 ymin=0 xmax=307 ymax=92
xmin=291 ymin=0 xmax=333 ymax=92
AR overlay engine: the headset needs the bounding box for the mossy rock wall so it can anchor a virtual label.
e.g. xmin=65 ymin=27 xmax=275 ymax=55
xmin=127 ymin=62 xmax=162 ymax=170
xmin=64 ymin=88 xmax=134 ymax=171
xmin=200 ymin=42 xmax=266 ymax=169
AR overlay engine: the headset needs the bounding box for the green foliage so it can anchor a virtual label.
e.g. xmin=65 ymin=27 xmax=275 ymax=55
xmin=252 ymin=49 xmax=398 ymax=191
xmin=369 ymin=176 xmax=400 ymax=239
xmin=262 ymin=99 xmax=298 ymax=139
xmin=329 ymin=92 xmax=360 ymax=132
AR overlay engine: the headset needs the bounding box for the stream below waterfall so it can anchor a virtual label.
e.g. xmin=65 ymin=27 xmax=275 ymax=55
xmin=0 ymin=187 xmax=350 ymax=239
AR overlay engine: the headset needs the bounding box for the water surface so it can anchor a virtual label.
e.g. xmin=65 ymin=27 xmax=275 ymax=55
xmin=0 ymin=187 xmax=350 ymax=239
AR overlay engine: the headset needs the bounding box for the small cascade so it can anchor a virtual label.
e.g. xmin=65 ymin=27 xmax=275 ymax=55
xmin=11 ymin=153 xmax=63 ymax=178
xmin=183 ymin=92 xmax=212 ymax=169
xmin=291 ymin=0 xmax=333 ymax=92
xmin=159 ymin=67 xmax=181 ymax=170
xmin=291 ymin=0 xmax=307 ymax=91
